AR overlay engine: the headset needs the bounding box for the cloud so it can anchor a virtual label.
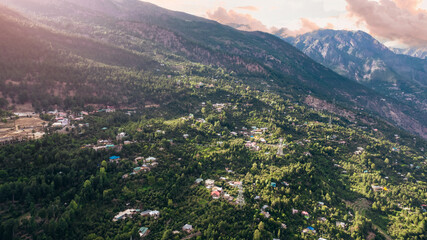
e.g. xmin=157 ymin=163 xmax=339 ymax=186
xmin=394 ymin=0 xmax=423 ymax=12
xmin=206 ymin=7 xmax=269 ymax=32
xmin=272 ymin=18 xmax=323 ymax=37
xmin=346 ymin=0 xmax=427 ymax=46
xmin=236 ymin=6 xmax=259 ymax=11
xmin=206 ymin=7 xmax=330 ymax=37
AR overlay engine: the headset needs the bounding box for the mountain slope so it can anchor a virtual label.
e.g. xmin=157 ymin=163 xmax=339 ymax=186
xmin=0 ymin=5 xmax=184 ymax=111
xmin=393 ymin=47 xmax=427 ymax=60
xmin=1 ymin=0 xmax=426 ymax=139
xmin=0 ymin=3 xmax=426 ymax=240
xmin=285 ymin=30 xmax=427 ymax=115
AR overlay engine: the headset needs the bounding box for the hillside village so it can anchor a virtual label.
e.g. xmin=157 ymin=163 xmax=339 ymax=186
xmin=0 ymin=1 xmax=425 ymax=239
xmin=1 ymin=80 xmax=426 ymax=239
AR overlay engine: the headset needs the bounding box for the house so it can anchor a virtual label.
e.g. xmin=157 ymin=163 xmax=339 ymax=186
xmin=355 ymin=147 xmax=364 ymax=155
xmin=205 ymin=179 xmax=215 ymax=188
xmin=318 ymin=202 xmax=325 ymax=206
xmin=302 ymin=226 xmax=316 ymax=234
xmin=183 ymin=134 xmax=189 ymax=139
xmin=254 ymin=196 xmax=261 ymax=200
xmin=212 ymin=186 xmax=223 ymax=192
xmin=318 ymin=217 xmax=327 ymax=222
xmin=301 ymin=211 xmax=310 ymax=219
xmin=371 ymin=185 xmax=384 ymax=192
xmin=223 ymin=193 xmax=234 ymax=201
xmin=336 ymin=222 xmax=346 ymax=228
xmin=138 ymin=227 xmax=149 ymax=237
xmin=109 ymin=156 xmax=120 ymax=163
xmin=145 ymin=157 xmax=157 ymax=163
xmin=303 ymin=152 xmax=312 ymax=157
xmin=133 ymin=166 xmax=150 ymax=174
xmin=197 ymin=118 xmax=206 ymax=123
xmin=149 ymin=210 xmax=160 ymax=219
xmin=140 ymin=210 xmax=152 ymax=217
xmin=228 ymin=181 xmax=241 ymax=187
xmin=182 ymin=224 xmax=193 ymax=233
xmin=292 ymin=209 xmax=299 ymax=214
xmin=93 ymin=146 xmax=107 ymax=151
xmin=245 ymin=141 xmax=260 ymax=151
xmin=271 ymin=182 xmax=277 ymax=188
xmin=156 ymin=130 xmax=165 ymax=134
xmin=195 ymin=178 xmax=204 ymax=184
xmin=211 ymin=191 xmax=221 ymax=199
xmin=113 ymin=209 xmax=139 ymax=221
xmin=252 ymin=129 xmax=263 ymax=135
xmin=52 ymin=122 xmax=63 ymax=128
xmin=116 ymin=132 xmax=126 ymax=141
xmin=261 ymin=211 xmax=270 ymax=218
xmin=195 ymin=82 xmax=204 ymax=88
xmin=281 ymin=223 xmax=287 ymax=229
xmin=282 ymin=181 xmax=290 ymax=186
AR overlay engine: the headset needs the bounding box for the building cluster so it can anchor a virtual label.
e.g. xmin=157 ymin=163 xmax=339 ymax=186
xmin=200 ymin=178 xmax=240 ymax=203
xmin=84 ymin=139 xmax=116 ymax=151
xmin=371 ymin=185 xmax=388 ymax=192
xmin=212 ymin=103 xmax=231 ymax=112
xmin=113 ymin=208 xmax=159 ymax=238
xmin=122 ymin=156 xmax=159 ymax=179
xmin=112 ymin=208 xmax=159 ymax=221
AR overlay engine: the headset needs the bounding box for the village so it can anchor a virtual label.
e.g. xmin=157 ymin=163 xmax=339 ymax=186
xmin=0 ymin=93 xmax=424 ymax=240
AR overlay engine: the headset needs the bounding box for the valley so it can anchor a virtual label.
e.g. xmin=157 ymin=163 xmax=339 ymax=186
xmin=0 ymin=1 xmax=425 ymax=240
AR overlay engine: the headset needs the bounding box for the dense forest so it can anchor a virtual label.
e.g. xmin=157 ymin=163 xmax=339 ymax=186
xmin=1 ymin=68 xmax=426 ymax=239
xmin=0 ymin=0 xmax=426 ymax=138
xmin=0 ymin=1 xmax=426 ymax=240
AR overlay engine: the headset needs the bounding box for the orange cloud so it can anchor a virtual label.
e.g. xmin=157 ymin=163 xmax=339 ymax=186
xmin=206 ymin=7 xmax=269 ymax=32
xmin=272 ymin=18 xmax=322 ymax=37
xmin=236 ymin=6 xmax=259 ymax=11
xmin=206 ymin=7 xmax=329 ymax=36
xmin=346 ymin=0 xmax=427 ymax=46
xmin=394 ymin=0 xmax=423 ymax=12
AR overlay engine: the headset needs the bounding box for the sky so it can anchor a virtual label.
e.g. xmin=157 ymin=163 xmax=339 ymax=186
xmin=142 ymin=0 xmax=427 ymax=48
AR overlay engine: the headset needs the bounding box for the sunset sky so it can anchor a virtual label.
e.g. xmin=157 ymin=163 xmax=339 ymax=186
xmin=142 ymin=0 xmax=427 ymax=47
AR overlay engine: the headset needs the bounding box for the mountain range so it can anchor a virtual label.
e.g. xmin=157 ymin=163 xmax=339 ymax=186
xmin=284 ymin=30 xmax=427 ymax=117
xmin=0 ymin=1 xmax=426 ymax=240
xmin=0 ymin=0 xmax=426 ymax=139
xmin=393 ymin=47 xmax=427 ymax=60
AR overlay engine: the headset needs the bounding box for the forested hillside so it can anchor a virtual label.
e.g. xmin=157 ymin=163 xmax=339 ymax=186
xmin=0 ymin=1 xmax=425 ymax=240
xmin=1 ymin=0 xmax=426 ymax=139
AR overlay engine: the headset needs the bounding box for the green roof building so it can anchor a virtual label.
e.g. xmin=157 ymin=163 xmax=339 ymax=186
xmin=138 ymin=227 xmax=149 ymax=237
